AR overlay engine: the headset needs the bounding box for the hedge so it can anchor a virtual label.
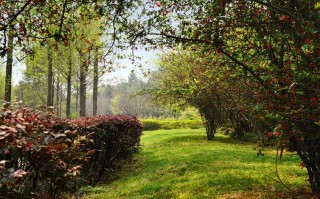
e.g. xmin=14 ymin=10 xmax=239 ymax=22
xmin=0 ymin=105 xmax=142 ymax=199
xmin=72 ymin=115 xmax=143 ymax=185
xmin=141 ymin=119 xmax=203 ymax=131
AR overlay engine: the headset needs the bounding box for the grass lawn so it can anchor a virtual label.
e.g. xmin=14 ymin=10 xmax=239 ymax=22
xmin=79 ymin=129 xmax=309 ymax=199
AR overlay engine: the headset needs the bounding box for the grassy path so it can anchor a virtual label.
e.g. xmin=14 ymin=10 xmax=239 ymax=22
xmin=81 ymin=129 xmax=308 ymax=198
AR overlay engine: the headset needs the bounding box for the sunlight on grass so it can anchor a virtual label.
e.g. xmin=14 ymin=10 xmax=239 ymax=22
xmin=80 ymin=129 xmax=308 ymax=199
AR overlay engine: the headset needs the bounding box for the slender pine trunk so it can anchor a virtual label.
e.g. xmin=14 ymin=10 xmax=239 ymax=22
xmin=4 ymin=12 xmax=14 ymax=103
xmin=93 ymin=47 xmax=99 ymax=115
xmin=47 ymin=45 xmax=53 ymax=107
xmin=66 ymin=51 xmax=72 ymax=118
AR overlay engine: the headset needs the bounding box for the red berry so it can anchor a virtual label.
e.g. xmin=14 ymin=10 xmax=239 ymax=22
xmin=267 ymin=132 xmax=272 ymax=137
xmin=305 ymin=38 xmax=311 ymax=44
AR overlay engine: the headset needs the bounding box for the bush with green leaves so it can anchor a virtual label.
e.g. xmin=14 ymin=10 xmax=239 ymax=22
xmin=141 ymin=119 xmax=203 ymax=131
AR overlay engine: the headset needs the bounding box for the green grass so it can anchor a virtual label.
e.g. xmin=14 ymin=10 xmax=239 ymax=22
xmin=80 ymin=129 xmax=309 ymax=199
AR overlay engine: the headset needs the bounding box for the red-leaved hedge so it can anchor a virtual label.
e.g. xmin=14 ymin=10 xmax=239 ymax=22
xmin=0 ymin=104 xmax=142 ymax=199
xmin=71 ymin=115 xmax=143 ymax=184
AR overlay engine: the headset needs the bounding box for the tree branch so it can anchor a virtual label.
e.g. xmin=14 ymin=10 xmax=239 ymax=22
xmin=58 ymin=0 xmax=69 ymax=36
xmin=0 ymin=0 xmax=33 ymax=31
xmin=251 ymin=0 xmax=302 ymax=24
xmin=217 ymin=46 xmax=267 ymax=88
xmin=133 ymin=31 xmax=207 ymax=45
xmin=134 ymin=32 xmax=267 ymax=88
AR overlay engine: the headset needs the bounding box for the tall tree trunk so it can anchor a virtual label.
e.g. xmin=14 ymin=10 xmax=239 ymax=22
xmin=47 ymin=45 xmax=54 ymax=107
xmin=66 ymin=49 xmax=72 ymax=118
xmin=55 ymin=74 xmax=60 ymax=116
xmin=79 ymin=53 xmax=87 ymax=117
xmin=52 ymin=75 xmax=55 ymax=107
xmin=93 ymin=47 xmax=99 ymax=116
xmin=59 ymin=84 xmax=62 ymax=117
xmin=4 ymin=13 xmax=14 ymax=103
xmin=76 ymin=81 xmax=79 ymax=115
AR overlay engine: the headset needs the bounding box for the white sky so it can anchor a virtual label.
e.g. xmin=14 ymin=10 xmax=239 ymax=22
xmin=0 ymin=47 xmax=158 ymax=86
xmin=102 ymin=48 xmax=159 ymax=84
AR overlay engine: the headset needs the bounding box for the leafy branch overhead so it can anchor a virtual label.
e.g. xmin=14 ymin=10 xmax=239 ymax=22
xmin=0 ymin=0 xmax=138 ymax=57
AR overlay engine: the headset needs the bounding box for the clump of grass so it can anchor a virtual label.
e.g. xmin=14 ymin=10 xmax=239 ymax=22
xmin=80 ymin=129 xmax=308 ymax=199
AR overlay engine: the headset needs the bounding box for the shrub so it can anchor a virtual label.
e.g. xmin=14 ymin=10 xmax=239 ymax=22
xmin=0 ymin=104 xmax=142 ymax=198
xmin=141 ymin=119 xmax=203 ymax=131
xmin=0 ymin=106 xmax=79 ymax=198
xmin=72 ymin=115 xmax=143 ymax=184
xmin=141 ymin=119 xmax=162 ymax=131
xmin=183 ymin=120 xmax=204 ymax=129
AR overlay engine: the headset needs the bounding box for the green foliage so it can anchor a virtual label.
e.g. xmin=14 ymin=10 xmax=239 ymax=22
xmin=135 ymin=0 xmax=320 ymax=191
xmin=69 ymin=111 xmax=79 ymax=119
xmin=140 ymin=119 xmax=161 ymax=131
xmin=141 ymin=118 xmax=203 ymax=131
xmin=179 ymin=107 xmax=201 ymax=120
xmin=0 ymin=69 xmax=4 ymax=100
xmin=147 ymin=48 xmax=251 ymax=140
xmin=0 ymin=0 xmax=139 ymax=56
xmin=81 ymin=129 xmax=308 ymax=198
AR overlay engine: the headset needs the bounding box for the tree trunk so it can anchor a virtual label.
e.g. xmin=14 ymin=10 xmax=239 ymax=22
xmin=76 ymin=81 xmax=79 ymax=116
xmin=93 ymin=47 xmax=99 ymax=116
xmin=47 ymin=45 xmax=54 ymax=107
xmin=79 ymin=53 xmax=87 ymax=117
xmin=66 ymin=51 xmax=72 ymax=118
xmin=200 ymin=110 xmax=216 ymax=141
xmin=55 ymin=74 xmax=60 ymax=116
xmin=295 ymin=120 xmax=320 ymax=194
xmin=4 ymin=15 xmax=14 ymax=103
xmin=59 ymin=84 xmax=62 ymax=117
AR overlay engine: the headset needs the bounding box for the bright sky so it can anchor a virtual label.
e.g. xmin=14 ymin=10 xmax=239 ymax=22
xmin=1 ymin=47 xmax=158 ymax=86
xmin=102 ymin=48 xmax=159 ymax=84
